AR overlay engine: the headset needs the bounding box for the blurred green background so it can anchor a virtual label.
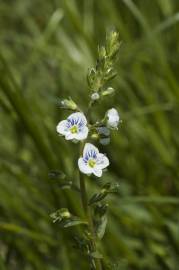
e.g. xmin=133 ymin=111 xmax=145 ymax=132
xmin=0 ymin=0 xmax=179 ymax=269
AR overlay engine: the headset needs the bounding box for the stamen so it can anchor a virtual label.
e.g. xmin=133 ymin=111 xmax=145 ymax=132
xmin=88 ymin=159 xmax=96 ymax=168
xmin=70 ymin=125 xmax=78 ymax=134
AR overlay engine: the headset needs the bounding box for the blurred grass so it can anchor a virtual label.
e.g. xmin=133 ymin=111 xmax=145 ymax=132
xmin=0 ymin=0 xmax=179 ymax=269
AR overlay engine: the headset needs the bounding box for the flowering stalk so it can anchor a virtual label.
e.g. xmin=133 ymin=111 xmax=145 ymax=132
xmin=51 ymin=30 xmax=121 ymax=270
xmin=79 ymin=154 xmax=102 ymax=270
xmin=79 ymin=103 xmax=102 ymax=270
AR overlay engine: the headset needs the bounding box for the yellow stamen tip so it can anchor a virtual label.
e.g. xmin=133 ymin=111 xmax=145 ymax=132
xmin=70 ymin=125 xmax=78 ymax=134
xmin=88 ymin=159 xmax=96 ymax=168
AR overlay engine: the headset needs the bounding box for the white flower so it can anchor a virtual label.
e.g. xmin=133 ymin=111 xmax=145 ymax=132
xmin=107 ymin=108 xmax=120 ymax=129
xmin=56 ymin=112 xmax=88 ymax=141
xmin=78 ymin=143 xmax=109 ymax=177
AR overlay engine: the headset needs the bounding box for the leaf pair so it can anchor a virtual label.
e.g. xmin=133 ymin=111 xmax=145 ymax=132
xmin=89 ymin=182 xmax=120 ymax=205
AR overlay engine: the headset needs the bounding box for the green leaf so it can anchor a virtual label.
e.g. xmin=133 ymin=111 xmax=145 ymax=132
xmin=105 ymin=30 xmax=120 ymax=59
xmin=94 ymin=203 xmax=108 ymax=217
xmin=48 ymin=170 xmax=66 ymax=180
xmin=89 ymin=190 xmax=108 ymax=205
xmin=57 ymin=181 xmax=80 ymax=192
xmin=90 ymin=251 xmax=103 ymax=259
xmin=62 ymin=218 xmax=87 ymax=228
xmin=96 ymin=214 xmax=108 ymax=240
xmin=89 ymin=183 xmax=119 ymax=205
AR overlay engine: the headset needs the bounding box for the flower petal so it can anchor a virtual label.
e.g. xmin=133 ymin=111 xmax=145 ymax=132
xmin=107 ymin=108 xmax=120 ymax=129
xmin=96 ymin=154 xmax=109 ymax=169
xmin=108 ymin=108 xmax=119 ymax=119
xmin=74 ymin=126 xmax=88 ymax=140
xmin=78 ymin=158 xmax=93 ymax=175
xmin=68 ymin=112 xmax=87 ymax=126
xmin=56 ymin=120 xmax=68 ymax=135
xmin=65 ymin=133 xmax=75 ymax=140
xmin=93 ymin=168 xmax=102 ymax=177
xmin=83 ymin=143 xmax=99 ymax=159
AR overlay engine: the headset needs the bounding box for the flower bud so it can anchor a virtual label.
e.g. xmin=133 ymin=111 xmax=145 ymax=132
xmin=61 ymin=209 xmax=71 ymax=219
xmin=60 ymin=97 xmax=77 ymax=110
xmin=91 ymin=92 xmax=100 ymax=101
xmin=102 ymin=87 xmax=115 ymax=96
xmin=91 ymin=133 xmax=99 ymax=140
xmin=106 ymin=108 xmax=120 ymax=129
xmin=98 ymin=45 xmax=106 ymax=60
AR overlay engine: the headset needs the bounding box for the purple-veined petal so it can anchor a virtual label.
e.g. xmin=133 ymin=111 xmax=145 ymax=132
xmin=67 ymin=112 xmax=87 ymax=127
xmin=78 ymin=157 xmax=93 ymax=174
xmin=83 ymin=143 xmax=99 ymax=161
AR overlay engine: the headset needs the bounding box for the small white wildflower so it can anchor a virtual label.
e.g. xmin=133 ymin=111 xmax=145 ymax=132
xmin=107 ymin=108 xmax=120 ymax=129
xmin=91 ymin=92 xmax=100 ymax=101
xmin=56 ymin=112 xmax=88 ymax=141
xmin=78 ymin=143 xmax=109 ymax=177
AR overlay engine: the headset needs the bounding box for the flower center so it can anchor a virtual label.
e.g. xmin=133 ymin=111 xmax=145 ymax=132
xmin=70 ymin=125 xmax=78 ymax=134
xmin=88 ymin=159 xmax=96 ymax=168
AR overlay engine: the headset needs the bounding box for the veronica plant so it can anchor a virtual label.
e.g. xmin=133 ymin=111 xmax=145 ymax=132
xmin=51 ymin=30 xmax=121 ymax=270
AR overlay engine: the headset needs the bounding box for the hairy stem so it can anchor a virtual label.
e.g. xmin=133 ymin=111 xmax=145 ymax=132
xmin=79 ymin=142 xmax=102 ymax=270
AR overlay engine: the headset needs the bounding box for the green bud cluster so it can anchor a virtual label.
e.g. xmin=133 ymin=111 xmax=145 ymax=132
xmin=87 ymin=30 xmax=120 ymax=99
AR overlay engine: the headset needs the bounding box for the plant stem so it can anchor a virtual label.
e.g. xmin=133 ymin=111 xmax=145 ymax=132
xmin=79 ymin=142 xmax=102 ymax=270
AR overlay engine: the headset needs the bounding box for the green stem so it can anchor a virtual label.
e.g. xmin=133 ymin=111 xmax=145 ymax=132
xmin=79 ymin=143 xmax=102 ymax=270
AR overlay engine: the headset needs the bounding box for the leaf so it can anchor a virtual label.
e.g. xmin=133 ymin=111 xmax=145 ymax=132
xmin=0 ymin=222 xmax=56 ymax=245
xmin=87 ymin=68 xmax=96 ymax=88
xmin=96 ymin=215 xmax=108 ymax=240
xmin=94 ymin=203 xmax=108 ymax=217
xmin=90 ymin=251 xmax=103 ymax=259
xmin=58 ymin=181 xmax=73 ymax=189
xmin=62 ymin=218 xmax=87 ymax=228
xmin=89 ymin=183 xmax=119 ymax=205
xmin=109 ymin=183 xmax=120 ymax=193
xmin=73 ymin=235 xmax=89 ymax=252
xmin=57 ymin=181 xmax=80 ymax=192
xmin=89 ymin=190 xmax=108 ymax=205
xmin=48 ymin=170 xmax=66 ymax=180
